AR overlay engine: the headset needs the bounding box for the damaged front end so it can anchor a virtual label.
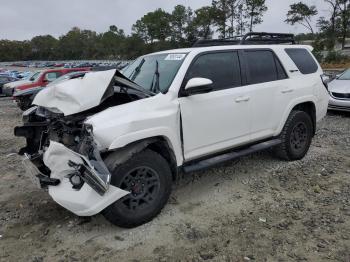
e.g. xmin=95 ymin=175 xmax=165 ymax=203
xmin=15 ymin=106 xmax=129 ymax=216
xmin=13 ymin=70 xmax=149 ymax=216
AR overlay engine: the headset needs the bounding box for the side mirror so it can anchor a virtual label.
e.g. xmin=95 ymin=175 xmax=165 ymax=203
xmin=29 ymin=77 xmax=34 ymax=81
xmin=184 ymin=77 xmax=213 ymax=96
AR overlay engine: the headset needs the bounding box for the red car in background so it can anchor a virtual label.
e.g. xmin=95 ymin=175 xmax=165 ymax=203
xmin=14 ymin=68 xmax=91 ymax=92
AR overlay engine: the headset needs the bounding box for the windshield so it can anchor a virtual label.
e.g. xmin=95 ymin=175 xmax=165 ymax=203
xmin=29 ymin=71 xmax=41 ymax=81
xmin=122 ymin=53 xmax=187 ymax=93
xmin=338 ymin=69 xmax=350 ymax=80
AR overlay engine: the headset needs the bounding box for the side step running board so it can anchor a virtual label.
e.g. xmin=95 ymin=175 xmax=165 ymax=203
xmin=183 ymin=139 xmax=282 ymax=173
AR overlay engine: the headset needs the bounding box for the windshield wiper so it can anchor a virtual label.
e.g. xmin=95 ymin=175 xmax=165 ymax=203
xmin=130 ymin=58 xmax=145 ymax=81
xmin=150 ymin=60 xmax=161 ymax=94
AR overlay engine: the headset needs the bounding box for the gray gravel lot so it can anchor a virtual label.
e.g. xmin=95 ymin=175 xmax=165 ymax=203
xmin=0 ymin=97 xmax=349 ymax=262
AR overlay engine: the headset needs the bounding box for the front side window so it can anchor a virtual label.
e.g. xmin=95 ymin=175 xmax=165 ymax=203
xmin=122 ymin=53 xmax=187 ymax=93
xmin=29 ymin=71 xmax=41 ymax=81
xmin=186 ymin=51 xmax=241 ymax=91
xmin=285 ymin=48 xmax=318 ymax=74
xmin=246 ymin=50 xmax=283 ymax=85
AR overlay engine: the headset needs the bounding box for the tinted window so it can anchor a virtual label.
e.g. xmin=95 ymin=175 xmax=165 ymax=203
xmin=285 ymin=48 xmax=318 ymax=74
xmin=275 ymin=57 xmax=288 ymax=80
xmin=246 ymin=50 xmax=279 ymax=84
xmin=186 ymin=52 xmax=241 ymax=90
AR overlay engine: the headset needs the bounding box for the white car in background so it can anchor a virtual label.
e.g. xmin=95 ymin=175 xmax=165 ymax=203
xmin=2 ymin=71 xmax=41 ymax=96
xmin=328 ymin=69 xmax=350 ymax=112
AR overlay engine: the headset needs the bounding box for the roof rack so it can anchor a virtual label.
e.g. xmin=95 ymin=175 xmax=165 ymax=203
xmin=192 ymin=32 xmax=295 ymax=47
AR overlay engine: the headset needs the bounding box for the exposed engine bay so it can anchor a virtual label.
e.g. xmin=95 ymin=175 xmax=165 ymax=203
xmin=14 ymin=69 xmax=152 ymax=215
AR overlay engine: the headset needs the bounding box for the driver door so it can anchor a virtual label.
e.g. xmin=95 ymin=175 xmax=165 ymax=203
xmin=178 ymin=51 xmax=252 ymax=161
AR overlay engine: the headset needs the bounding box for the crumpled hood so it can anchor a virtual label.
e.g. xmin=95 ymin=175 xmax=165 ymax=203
xmin=33 ymin=69 xmax=116 ymax=116
xmin=328 ymin=79 xmax=350 ymax=93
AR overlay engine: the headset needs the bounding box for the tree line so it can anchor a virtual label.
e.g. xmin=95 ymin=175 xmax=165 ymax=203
xmin=1 ymin=0 xmax=350 ymax=62
xmin=0 ymin=0 xmax=268 ymax=61
xmin=285 ymin=0 xmax=350 ymax=50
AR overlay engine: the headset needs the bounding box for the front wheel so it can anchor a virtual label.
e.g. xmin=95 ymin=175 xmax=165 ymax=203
xmin=102 ymin=150 xmax=172 ymax=228
xmin=273 ymin=110 xmax=313 ymax=161
xmin=17 ymin=97 xmax=32 ymax=111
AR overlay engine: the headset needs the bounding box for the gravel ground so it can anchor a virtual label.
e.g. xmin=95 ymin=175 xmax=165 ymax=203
xmin=0 ymin=97 xmax=349 ymax=262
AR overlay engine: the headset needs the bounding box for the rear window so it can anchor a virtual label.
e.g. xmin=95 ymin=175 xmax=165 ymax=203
xmin=285 ymin=48 xmax=318 ymax=74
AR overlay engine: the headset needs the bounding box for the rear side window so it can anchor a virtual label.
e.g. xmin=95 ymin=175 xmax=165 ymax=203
xmin=285 ymin=48 xmax=318 ymax=74
xmin=186 ymin=51 xmax=241 ymax=90
xmin=245 ymin=50 xmax=285 ymax=84
xmin=275 ymin=58 xmax=288 ymax=80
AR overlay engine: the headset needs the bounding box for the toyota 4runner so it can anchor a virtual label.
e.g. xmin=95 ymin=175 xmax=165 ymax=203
xmin=15 ymin=33 xmax=329 ymax=228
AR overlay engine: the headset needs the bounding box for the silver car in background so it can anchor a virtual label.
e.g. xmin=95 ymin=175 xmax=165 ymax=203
xmin=328 ymin=69 xmax=350 ymax=112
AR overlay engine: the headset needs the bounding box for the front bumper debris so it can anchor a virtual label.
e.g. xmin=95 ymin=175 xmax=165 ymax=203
xmin=22 ymin=153 xmax=59 ymax=188
xmin=22 ymin=141 xmax=129 ymax=216
xmin=43 ymin=141 xmax=110 ymax=196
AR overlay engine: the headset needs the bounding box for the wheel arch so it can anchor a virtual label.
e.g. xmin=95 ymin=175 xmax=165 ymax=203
xmin=104 ymin=136 xmax=179 ymax=181
xmin=276 ymin=98 xmax=317 ymax=137
xmin=291 ymin=101 xmax=316 ymax=135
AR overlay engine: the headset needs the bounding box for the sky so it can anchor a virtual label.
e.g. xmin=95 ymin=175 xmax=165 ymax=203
xmin=0 ymin=0 xmax=329 ymax=41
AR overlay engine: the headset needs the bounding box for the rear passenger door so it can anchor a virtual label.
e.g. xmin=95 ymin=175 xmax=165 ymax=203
xmin=243 ymin=49 xmax=289 ymax=141
xmin=179 ymin=51 xmax=252 ymax=161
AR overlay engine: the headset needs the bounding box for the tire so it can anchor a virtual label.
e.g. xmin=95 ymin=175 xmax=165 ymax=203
xmin=273 ymin=110 xmax=313 ymax=161
xmin=17 ymin=97 xmax=31 ymax=111
xmin=102 ymin=149 xmax=172 ymax=228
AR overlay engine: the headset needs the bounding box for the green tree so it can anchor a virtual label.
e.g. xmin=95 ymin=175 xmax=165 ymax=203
xmin=212 ymin=0 xmax=230 ymax=38
xmin=132 ymin=20 xmax=150 ymax=43
xmin=98 ymin=25 xmax=125 ymax=59
xmin=132 ymin=9 xmax=171 ymax=43
xmin=245 ymin=0 xmax=267 ymax=32
xmin=57 ymin=27 xmax=100 ymax=59
xmin=227 ymin=0 xmax=244 ymax=37
xmin=30 ymin=35 xmax=58 ymax=60
xmin=285 ymin=2 xmax=318 ymax=34
xmin=170 ymin=5 xmax=190 ymax=43
xmin=235 ymin=3 xmax=248 ymax=35
xmin=338 ymin=0 xmax=350 ymax=49
xmin=191 ymin=6 xmax=216 ymax=39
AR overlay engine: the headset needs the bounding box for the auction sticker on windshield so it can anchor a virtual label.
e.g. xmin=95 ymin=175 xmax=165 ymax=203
xmin=165 ymin=54 xmax=186 ymax=61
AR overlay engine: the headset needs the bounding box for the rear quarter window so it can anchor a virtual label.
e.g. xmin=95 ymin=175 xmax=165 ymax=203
xmin=285 ymin=48 xmax=318 ymax=74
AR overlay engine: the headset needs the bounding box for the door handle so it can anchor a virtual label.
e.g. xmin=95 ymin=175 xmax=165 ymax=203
xmin=281 ymin=89 xmax=294 ymax=94
xmin=235 ymin=96 xmax=250 ymax=103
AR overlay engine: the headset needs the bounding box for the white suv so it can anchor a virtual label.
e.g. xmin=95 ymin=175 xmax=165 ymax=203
xmin=15 ymin=33 xmax=329 ymax=228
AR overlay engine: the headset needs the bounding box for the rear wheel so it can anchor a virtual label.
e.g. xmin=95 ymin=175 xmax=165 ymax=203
xmin=102 ymin=150 xmax=172 ymax=228
xmin=273 ymin=110 xmax=313 ymax=161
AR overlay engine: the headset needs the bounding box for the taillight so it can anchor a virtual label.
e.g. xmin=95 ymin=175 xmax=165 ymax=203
xmin=320 ymin=75 xmax=328 ymax=91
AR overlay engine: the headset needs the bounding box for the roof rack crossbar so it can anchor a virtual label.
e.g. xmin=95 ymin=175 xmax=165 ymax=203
xmin=192 ymin=32 xmax=295 ymax=47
